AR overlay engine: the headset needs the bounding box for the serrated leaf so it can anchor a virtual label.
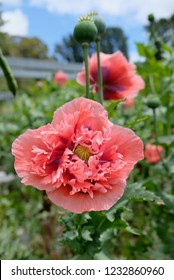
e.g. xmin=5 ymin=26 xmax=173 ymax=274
xmin=127 ymin=116 xmax=150 ymax=128
xmin=106 ymin=183 xmax=164 ymax=222
xmin=110 ymin=211 xmax=140 ymax=235
xmin=121 ymin=211 xmax=139 ymax=235
xmin=81 ymin=228 xmax=93 ymax=241
xmin=99 ymin=228 xmax=117 ymax=242
xmin=121 ymin=183 xmax=164 ymax=204
xmin=136 ymin=43 xmax=153 ymax=58
xmin=63 ymin=230 xmax=78 ymax=240
xmin=105 ymin=99 xmax=126 ymax=118
xmin=157 ymin=192 xmax=174 ymax=214
xmin=74 ymin=212 xmax=91 ymax=225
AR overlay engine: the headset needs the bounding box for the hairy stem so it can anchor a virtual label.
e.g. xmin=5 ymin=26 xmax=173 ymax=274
xmin=82 ymin=43 xmax=90 ymax=98
xmin=153 ymin=108 xmax=158 ymax=144
xmin=96 ymin=37 xmax=103 ymax=104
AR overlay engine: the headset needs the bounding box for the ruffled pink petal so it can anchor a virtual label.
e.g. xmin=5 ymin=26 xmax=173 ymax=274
xmin=76 ymin=51 xmax=145 ymax=101
xmin=76 ymin=53 xmax=112 ymax=86
xmin=12 ymin=124 xmax=62 ymax=192
xmin=101 ymin=124 xmax=144 ymax=178
xmin=52 ymin=97 xmax=108 ymax=132
xmin=47 ymin=178 xmax=126 ymax=213
xmin=109 ymin=75 xmax=145 ymax=100
xmin=12 ymin=97 xmax=144 ymax=213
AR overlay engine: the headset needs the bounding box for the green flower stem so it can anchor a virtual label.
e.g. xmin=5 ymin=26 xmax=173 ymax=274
xmin=165 ymin=100 xmax=171 ymax=136
xmin=96 ymin=37 xmax=103 ymax=104
xmin=0 ymin=48 xmax=17 ymax=96
xmin=82 ymin=43 xmax=90 ymax=98
xmin=153 ymin=108 xmax=158 ymax=144
xmin=153 ymin=108 xmax=168 ymax=171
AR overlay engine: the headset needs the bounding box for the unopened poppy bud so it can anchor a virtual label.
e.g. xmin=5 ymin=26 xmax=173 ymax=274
xmin=148 ymin=14 xmax=155 ymax=23
xmin=155 ymin=41 xmax=161 ymax=50
xmin=147 ymin=96 xmax=160 ymax=109
xmin=155 ymin=51 xmax=163 ymax=61
xmin=73 ymin=17 xmax=97 ymax=44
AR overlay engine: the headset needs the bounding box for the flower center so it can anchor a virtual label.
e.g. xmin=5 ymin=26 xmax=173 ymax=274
xmin=74 ymin=145 xmax=92 ymax=161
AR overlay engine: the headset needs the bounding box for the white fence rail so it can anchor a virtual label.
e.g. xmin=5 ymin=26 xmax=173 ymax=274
xmin=0 ymin=56 xmax=82 ymax=80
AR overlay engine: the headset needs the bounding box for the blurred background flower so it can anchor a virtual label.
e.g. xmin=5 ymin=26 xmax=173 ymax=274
xmin=53 ymin=70 xmax=68 ymax=87
xmin=76 ymin=51 xmax=145 ymax=100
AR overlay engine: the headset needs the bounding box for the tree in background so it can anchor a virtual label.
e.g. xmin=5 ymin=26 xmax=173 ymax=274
xmin=55 ymin=34 xmax=83 ymax=62
xmin=98 ymin=27 xmax=128 ymax=57
xmin=0 ymin=36 xmax=49 ymax=59
xmin=0 ymin=6 xmax=49 ymax=59
xmin=146 ymin=14 xmax=174 ymax=46
xmin=55 ymin=27 xmax=128 ymax=62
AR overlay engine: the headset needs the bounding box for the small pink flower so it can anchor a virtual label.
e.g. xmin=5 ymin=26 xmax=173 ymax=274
xmin=145 ymin=143 xmax=164 ymax=163
xmin=36 ymin=81 xmax=43 ymax=88
xmin=53 ymin=70 xmax=68 ymax=87
xmin=77 ymin=51 xmax=145 ymax=100
xmin=123 ymin=98 xmax=135 ymax=109
xmin=12 ymin=97 xmax=144 ymax=213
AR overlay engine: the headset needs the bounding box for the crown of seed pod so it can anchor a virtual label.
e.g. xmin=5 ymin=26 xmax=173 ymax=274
xmin=87 ymin=12 xmax=106 ymax=35
xmin=73 ymin=16 xmax=98 ymax=44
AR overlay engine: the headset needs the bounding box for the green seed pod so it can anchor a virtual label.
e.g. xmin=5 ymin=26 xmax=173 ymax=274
xmin=73 ymin=20 xmax=97 ymax=44
xmin=92 ymin=15 xmax=106 ymax=35
xmin=147 ymin=96 xmax=160 ymax=109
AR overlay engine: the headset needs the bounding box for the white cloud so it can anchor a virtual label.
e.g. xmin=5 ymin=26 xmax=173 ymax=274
xmin=0 ymin=9 xmax=29 ymax=36
xmin=30 ymin=0 xmax=174 ymax=22
xmin=127 ymin=0 xmax=174 ymax=23
xmin=0 ymin=0 xmax=22 ymax=6
xmin=30 ymin=0 xmax=123 ymax=15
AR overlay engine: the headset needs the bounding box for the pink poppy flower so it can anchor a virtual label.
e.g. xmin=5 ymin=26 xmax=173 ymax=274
xmin=77 ymin=51 xmax=145 ymax=100
xmin=12 ymin=97 xmax=144 ymax=213
xmin=145 ymin=143 xmax=164 ymax=163
xmin=53 ymin=70 xmax=68 ymax=87
xmin=36 ymin=81 xmax=43 ymax=88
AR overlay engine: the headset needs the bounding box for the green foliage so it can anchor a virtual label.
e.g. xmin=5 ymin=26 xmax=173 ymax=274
xmin=105 ymin=99 xmax=126 ymax=118
xmin=59 ymin=183 xmax=163 ymax=259
xmin=145 ymin=14 xmax=174 ymax=46
xmin=0 ymin=12 xmax=174 ymax=260
xmin=0 ymin=30 xmax=49 ymax=59
xmin=106 ymin=183 xmax=164 ymax=222
xmin=127 ymin=116 xmax=150 ymax=128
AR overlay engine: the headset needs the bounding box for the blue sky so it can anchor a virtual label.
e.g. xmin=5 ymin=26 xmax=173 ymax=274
xmin=1 ymin=0 xmax=174 ymax=61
